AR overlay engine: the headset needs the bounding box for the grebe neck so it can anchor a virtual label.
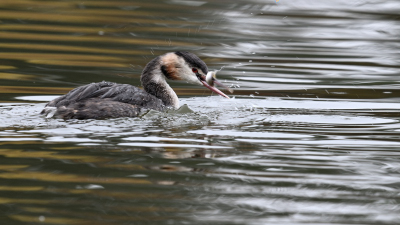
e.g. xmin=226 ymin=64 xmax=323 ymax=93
xmin=140 ymin=57 xmax=179 ymax=109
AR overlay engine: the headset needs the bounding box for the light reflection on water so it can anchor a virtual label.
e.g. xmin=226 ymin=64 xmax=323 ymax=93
xmin=1 ymin=0 xmax=400 ymax=224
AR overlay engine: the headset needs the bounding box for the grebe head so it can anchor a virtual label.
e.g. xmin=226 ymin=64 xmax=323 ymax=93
xmin=159 ymin=51 xmax=229 ymax=98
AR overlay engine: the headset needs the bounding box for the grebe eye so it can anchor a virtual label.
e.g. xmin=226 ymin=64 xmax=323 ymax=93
xmin=192 ymin=68 xmax=198 ymax=73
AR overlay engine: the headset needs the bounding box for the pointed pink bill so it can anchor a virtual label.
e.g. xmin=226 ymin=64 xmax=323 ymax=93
xmin=200 ymin=80 xmax=230 ymax=99
xmin=212 ymin=79 xmax=233 ymax=93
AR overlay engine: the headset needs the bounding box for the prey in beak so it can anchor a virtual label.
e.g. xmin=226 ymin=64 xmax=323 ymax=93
xmin=206 ymin=71 xmax=234 ymax=94
xmin=195 ymin=70 xmax=232 ymax=99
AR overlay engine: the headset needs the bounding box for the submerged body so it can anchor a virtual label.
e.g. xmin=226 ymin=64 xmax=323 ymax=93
xmin=41 ymin=52 xmax=229 ymax=119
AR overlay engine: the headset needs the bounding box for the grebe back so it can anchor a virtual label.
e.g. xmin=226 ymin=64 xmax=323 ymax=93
xmin=41 ymin=51 xmax=229 ymax=119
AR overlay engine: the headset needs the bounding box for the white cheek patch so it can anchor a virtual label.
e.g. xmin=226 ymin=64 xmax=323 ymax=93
xmin=176 ymin=58 xmax=202 ymax=85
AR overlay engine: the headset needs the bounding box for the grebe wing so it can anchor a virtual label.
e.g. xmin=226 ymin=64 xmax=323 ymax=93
xmin=43 ymin=81 xmax=164 ymax=119
xmin=46 ymin=81 xmax=116 ymax=108
xmin=100 ymin=83 xmax=164 ymax=110
xmin=46 ymin=81 xmax=163 ymax=109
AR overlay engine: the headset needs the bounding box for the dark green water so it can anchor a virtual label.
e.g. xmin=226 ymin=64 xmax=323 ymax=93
xmin=1 ymin=0 xmax=400 ymax=224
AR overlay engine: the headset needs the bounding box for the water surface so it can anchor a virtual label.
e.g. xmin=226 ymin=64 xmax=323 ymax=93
xmin=1 ymin=0 xmax=400 ymax=224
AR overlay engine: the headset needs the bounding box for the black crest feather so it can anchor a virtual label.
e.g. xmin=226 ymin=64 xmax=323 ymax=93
xmin=175 ymin=51 xmax=208 ymax=74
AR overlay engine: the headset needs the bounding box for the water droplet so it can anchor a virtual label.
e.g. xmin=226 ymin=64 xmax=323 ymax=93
xmin=250 ymin=94 xmax=254 ymax=98
xmin=255 ymin=92 xmax=259 ymax=94
xmin=39 ymin=216 xmax=45 ymax=222
xmin=249 ymin=60 xmax=252 ymax=62
xmin=242 ymin=71 xmax=245 ymax=73
xmin=98 ymin=31 xmax=104 ymax=35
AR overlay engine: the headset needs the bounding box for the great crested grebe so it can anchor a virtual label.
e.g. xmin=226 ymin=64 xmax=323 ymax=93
xmin=41 ymin=51 xmax=230 ymax=119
